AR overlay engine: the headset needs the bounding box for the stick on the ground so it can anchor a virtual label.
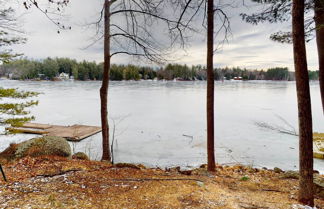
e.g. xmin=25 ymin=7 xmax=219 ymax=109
xmin=0 ymin=164 xmax=7 ymax=182
xmin=261 ymin=188 xmax=281 ymax=192
xmin=107 ymin=178 xmax=204 ymax=183
xmin=36 ymin=169 xmax=82 ymax=178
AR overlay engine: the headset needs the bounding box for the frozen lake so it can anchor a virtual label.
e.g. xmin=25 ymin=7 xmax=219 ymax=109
xmin=0 ymin=80 xmax=323 ymax=172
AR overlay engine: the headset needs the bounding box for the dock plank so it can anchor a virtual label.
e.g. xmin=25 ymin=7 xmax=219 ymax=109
xmin=45 ymin=125 xmax=102 ymax=141
xmin=7 ymin=123 xmax=102 ymax=142
xmin=6 ymin=127 xmax=49 ymax=135
xmin=22 ymin=123 xmax=52 ymax=129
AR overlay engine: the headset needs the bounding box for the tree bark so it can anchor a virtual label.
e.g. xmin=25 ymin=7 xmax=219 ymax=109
xmin=207 ymin=0 xmax=215 ymax=172
xmin=315 ymin=0 xmax=324 ymax=114
xmin=292 ymin=0 xmax=314 ymax=206
xmin=101 ymin=0 xmax=111 ymax=162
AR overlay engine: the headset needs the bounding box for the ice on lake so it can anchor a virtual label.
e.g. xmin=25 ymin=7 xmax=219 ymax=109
xmin=1 ymin=80 xmax=323 ymax=172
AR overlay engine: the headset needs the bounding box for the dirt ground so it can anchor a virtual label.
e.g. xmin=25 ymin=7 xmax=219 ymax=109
xmin=0 ymin=156 xmax=323 ymax=209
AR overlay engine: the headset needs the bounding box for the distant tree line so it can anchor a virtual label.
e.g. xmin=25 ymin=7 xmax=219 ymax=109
xmin=0 ymin=58 xmax=319 ymax=81
xmin=0 ymin=58 xmax=102 ymax=81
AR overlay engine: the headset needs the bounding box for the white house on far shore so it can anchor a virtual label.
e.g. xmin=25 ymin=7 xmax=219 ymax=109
xmin=58 ymin=72 xmax=69 ymax=80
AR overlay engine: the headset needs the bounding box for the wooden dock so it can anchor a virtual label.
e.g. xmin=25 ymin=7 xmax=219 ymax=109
xmin=314 ymin=133 xmax=324 ymax=159
xmin=6 ymin=123 xmax=102 ymax=142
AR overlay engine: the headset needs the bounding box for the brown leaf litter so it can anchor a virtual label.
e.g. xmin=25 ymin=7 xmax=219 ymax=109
xmin=0 ymin=156 xmax=323 ymax=209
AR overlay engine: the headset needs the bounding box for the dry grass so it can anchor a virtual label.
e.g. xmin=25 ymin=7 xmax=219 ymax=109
xmin=0 ymin=156 xmax=323 ymax=209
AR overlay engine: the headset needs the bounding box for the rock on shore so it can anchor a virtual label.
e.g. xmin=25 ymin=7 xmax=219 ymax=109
xmin=0 ymin=136 xmax=71 ymax=163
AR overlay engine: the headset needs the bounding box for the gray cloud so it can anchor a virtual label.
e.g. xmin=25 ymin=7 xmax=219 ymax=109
xmin=6 ymin=0 xmax=319 ymax=70
xmin=235 ymin=32 xmax=264 ymax=41
xmin=233 ymin=55 xmax=259 ymax=59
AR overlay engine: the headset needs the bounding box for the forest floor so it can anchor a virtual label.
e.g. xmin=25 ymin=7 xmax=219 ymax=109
xmin=0 ymin=156 xmax=323 ymax=209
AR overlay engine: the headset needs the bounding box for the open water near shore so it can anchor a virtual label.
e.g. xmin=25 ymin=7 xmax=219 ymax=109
xmin=1 ymin=80 xmax=323 ymax=172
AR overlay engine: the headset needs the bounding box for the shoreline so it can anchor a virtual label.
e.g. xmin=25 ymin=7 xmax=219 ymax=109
xmin=1 ymin=77 xmax=321 ymax=82
xmin=0 ymin=155 xmax=323 ymax=208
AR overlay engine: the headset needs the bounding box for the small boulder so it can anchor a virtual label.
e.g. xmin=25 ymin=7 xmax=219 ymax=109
xmin=168 ymin=166 xmax=181 ymax=173
xmin=200 ymin=164 xmax=207 ymax=169
xmin=0 ymin=136 xmax=71 ymax=162
xmin=314 ymin=176 xmax=324 ymax=199
xmin=281 ymin=170 xmax=299 ymax=179
xmin=247 ymin=167 xmax=258 ymax=173
xmin=137 ymin=164 xmax=147 ymax=169
xmin=114 ymin=163 xmax=141 ymax=169
xmin=274 ymin=167 xmax=283 ymax=173
xmin=179 ymin=170 xmax=192 ymax=175
xmin=72 ymin=152 xmax=89 ymax=160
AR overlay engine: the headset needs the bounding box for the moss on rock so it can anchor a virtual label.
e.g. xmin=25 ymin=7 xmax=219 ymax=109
xmin=72 ymin=152 xmax=89 ymax=160
xmin=0 ymin=143 xmax=19 ymax=163
xmin=0 ymin=136 xmax=71 ymax=163
xmin=314 ymin=176 xmax=324 ymax=199
xmin=281 ymin=170 xmax=299 ymax=179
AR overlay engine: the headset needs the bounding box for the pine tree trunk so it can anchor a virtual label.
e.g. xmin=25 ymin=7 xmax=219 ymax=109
xmin=315 ymin=0 xmax=324 ymax=114
xmin=207 ymin=0 xmax=216 ymax=172
xmin=101 ymin=0 xmax=111 ymax=162
xmin=292 ymin=0 xmax=314 ymax=206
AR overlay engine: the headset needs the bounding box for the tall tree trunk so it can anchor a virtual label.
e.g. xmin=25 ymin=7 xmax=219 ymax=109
xmin=207 ymin=0 xmax=215 ymax=172
xmin=292 ymin=0 xmax=314 ymax=206
xmin=101 ymin=0 xmax=111 ymax=162
xmin=315 ymin=0 xmax=324 ymax=114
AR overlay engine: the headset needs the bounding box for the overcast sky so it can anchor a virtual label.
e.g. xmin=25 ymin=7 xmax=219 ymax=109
xmin=8 ymin=0 xmax=319 ymax=70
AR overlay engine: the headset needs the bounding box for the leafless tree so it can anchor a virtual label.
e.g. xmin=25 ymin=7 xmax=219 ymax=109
xmin=206 ymin=0 xmax=216 ymax=172
xmin=22 ymin=0 xmax=71 ymax=33
xmin=24 ymin=0 xmax=231 ymax=167
xmin=89 ymin=0 xmax=231 ymax=163
xmin=110 ymin=114 xmax=129 ymax=164
xmin=171 ymin=0 xmax=230 ymax=171
xmin=93 ymin=0 xmax=201 ymax=161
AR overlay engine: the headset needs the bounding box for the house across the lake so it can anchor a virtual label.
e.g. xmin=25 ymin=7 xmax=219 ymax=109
xmin=38 ymin=74 xmax=46 ymax=80
xmin=233 ymin=77 xmax=242 ymax=80
xmin=58 ymin=72 xmax=70 ymax=80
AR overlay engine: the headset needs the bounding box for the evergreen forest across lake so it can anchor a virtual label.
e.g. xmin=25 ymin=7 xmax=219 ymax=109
xmin=0 ymin=57 xmax=320 ymax=81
